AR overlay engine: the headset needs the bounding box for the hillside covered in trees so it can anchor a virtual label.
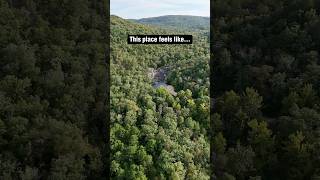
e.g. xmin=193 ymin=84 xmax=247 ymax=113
xmin=131 ymin=15 xmax=210 ymax=31
xmin=212 ymin=0 xmax=320 ymax=179
xmin=0 ymin=0 xmax=107 ymax=179
xmin=110 ymin=15 xmax=210 ymax=179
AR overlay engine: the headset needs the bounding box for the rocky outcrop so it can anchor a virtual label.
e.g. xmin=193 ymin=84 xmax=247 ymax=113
xmin=148 ymin=67 xmax=177 ymax=96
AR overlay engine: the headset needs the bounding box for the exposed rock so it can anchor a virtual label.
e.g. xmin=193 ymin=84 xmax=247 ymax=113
xmin=148 ymin=67 xmax=177 ymax=96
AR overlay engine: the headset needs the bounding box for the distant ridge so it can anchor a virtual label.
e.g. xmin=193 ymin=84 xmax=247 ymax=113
xmin=130 ymin=15 xmax=209 ymax=31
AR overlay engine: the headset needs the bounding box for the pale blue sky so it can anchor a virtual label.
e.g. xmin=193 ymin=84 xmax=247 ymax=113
xmin=111 ymin=0 xmax=210 ymax=19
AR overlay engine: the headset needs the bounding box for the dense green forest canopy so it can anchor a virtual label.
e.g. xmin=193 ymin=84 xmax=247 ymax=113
xmin=0 ymin=0 xmax=107 ymax=179
xmin=111 ymin=15 xmax=210 ymax=179
xmin=212 ymin=0 xmax=320 ymax=179
xmin=130 ymin=15 xmax=210 ymax=31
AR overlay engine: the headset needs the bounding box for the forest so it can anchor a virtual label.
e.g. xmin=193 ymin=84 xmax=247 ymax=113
xmin=110 ymin=15 xmax=210 ymax=179
xmin=3 ymin=0 xmax=320 ymax=179
xmin=212 ymin=0 xmax=320 ymax=179
xmin=0 ymin=0 xmax=108 ymax=179
xmin=131 ymin=15 xmax=210 ymax=31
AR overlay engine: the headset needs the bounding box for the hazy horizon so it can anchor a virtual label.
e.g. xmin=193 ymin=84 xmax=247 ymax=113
xmin=111 ymin=14 xmax=210 ymax=20
xmin=111 ymin=0 xmax=209 ymax=19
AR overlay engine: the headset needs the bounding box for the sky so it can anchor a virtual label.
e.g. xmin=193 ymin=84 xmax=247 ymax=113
xmin=110 ymin=0 xmax=210 ymax=19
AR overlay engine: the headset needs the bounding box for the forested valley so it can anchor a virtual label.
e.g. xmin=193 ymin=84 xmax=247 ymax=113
xmin=0 ymin=0 xmax=107 ymax=179
xmin=5 ymin=0 xmax=320 ymax=179
xmin=110 ymin=16 xmax=210 ymax=179
xmin=212 ymin=0 xmax=320 ymax=179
